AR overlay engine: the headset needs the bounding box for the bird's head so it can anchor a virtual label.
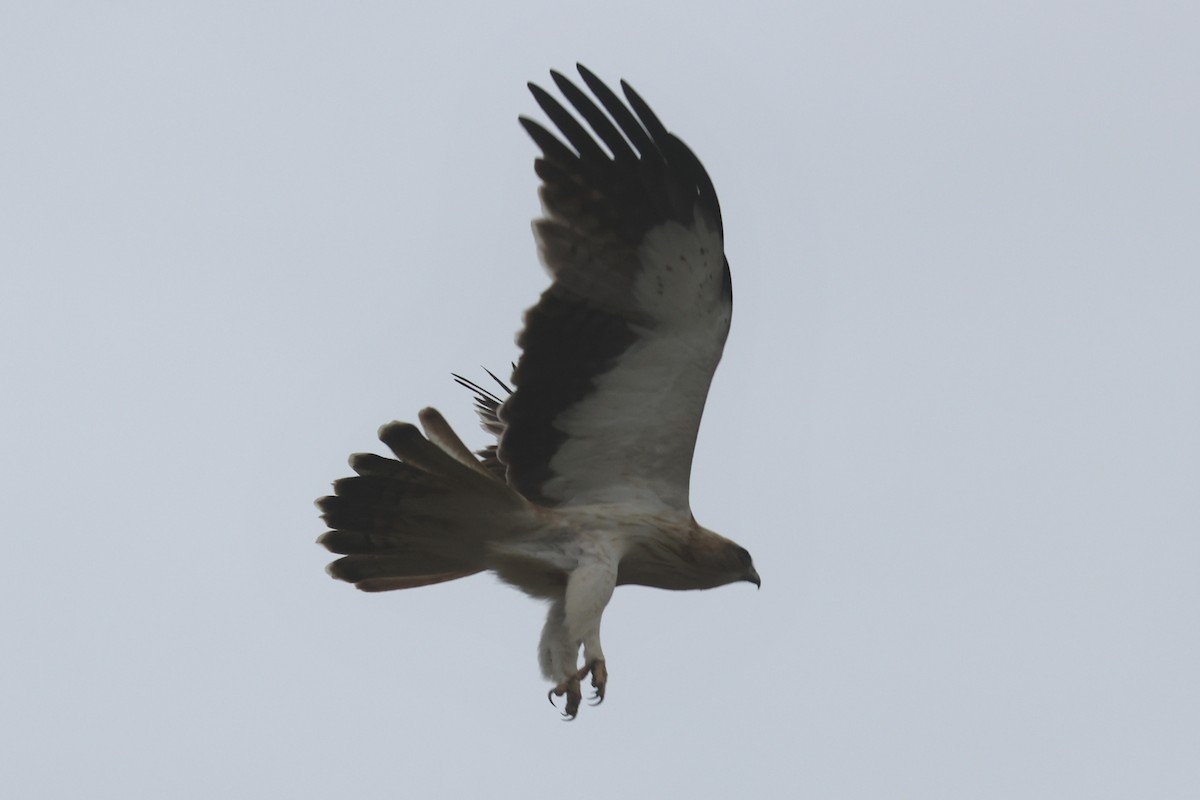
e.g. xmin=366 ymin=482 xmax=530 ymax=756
xmin=617 ymin=519 xmax=760 ymax=591
xmin=685 ymin=524 xmax=760 ymax=590
xmin=724 ymin=541 xmax=761 ymax=589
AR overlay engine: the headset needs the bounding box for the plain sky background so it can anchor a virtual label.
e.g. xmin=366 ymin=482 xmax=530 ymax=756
xmin=2 ymin=2 xmax=1198 ymax=797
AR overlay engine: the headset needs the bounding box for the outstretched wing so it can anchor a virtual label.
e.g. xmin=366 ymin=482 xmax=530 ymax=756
xmin=497 ymin=65 xmax=732 ymax=512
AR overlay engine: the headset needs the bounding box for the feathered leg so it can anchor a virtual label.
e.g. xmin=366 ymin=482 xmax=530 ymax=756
xmin=542 ymin=554 xmax=616 ymax=719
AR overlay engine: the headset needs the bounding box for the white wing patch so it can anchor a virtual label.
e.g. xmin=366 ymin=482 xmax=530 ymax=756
xmin=542 ymin=211 xmax=729 ymax=511
xmin=633 ymin=211 xmax=727 ymax=320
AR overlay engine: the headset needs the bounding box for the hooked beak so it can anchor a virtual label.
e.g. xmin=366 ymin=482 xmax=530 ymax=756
xmin=745 ymin=567 xmax=761 ymax=589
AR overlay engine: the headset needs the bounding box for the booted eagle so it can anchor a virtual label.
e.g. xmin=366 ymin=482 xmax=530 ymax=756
xmin=318 ymin=65 xmax=759 ymax=719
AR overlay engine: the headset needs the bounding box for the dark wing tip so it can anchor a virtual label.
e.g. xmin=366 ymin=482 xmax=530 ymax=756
xmin=527 ymin=78 xmax=608 ymax=163
xmin=519 ymin=116 xmax=576 ymax=165
xmin=619 ymin=79 xmax=670 ymax=149
xmin=523 ymin=65 xmax=724 ymax=237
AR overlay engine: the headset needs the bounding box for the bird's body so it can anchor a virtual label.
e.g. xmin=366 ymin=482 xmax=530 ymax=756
xmin=318 ymin=65 xmax=758 ymax=718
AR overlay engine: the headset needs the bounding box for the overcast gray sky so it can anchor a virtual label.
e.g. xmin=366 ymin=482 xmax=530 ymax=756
xmin=3 ymin=2 xmax=1198 ymax=798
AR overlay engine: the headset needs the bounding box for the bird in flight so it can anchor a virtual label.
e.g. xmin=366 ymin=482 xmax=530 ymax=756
xmin=318 ymin=64 xmax=759 ymax=719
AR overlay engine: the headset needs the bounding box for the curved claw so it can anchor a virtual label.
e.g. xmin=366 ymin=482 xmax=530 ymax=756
xmin=548 ymin=676 xmax=582 ymax=719
xmin=587 ymin=660 xmax=608 ymax=707
xmin=548 ymin=661 xmax=607 ymax=718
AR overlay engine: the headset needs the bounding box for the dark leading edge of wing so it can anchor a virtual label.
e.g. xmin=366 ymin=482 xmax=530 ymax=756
xmin=496 ymin=64 xmax=730 ymax=506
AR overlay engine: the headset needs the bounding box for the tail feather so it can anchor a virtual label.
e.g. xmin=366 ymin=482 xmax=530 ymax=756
xmin=417 ymin=407 xmax=496 ymax=479
xmin=318 ymin=528 xmax=441 ymax=556
xmin=347 ymin=452 xmax=427 ymax=479
xmin=378 ymin=420 xmax=484 ymax=483
xmin=318 ymin=409 xmax=531 ymax=592
xmin=326 ymin=553 xmax=475 ymax=583
xmin=356 ymin=572 xmax=482 ymax=592
xmin=319 ymin=474 xmax=447 ymax=531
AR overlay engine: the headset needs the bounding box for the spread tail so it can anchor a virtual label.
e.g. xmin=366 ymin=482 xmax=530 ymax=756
xmin=317 ymin=408 xmax=530 ymax=592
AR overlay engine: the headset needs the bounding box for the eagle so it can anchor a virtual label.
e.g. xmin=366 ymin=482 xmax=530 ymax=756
xmin=317 ymin=64 xmax=759 ymax=719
